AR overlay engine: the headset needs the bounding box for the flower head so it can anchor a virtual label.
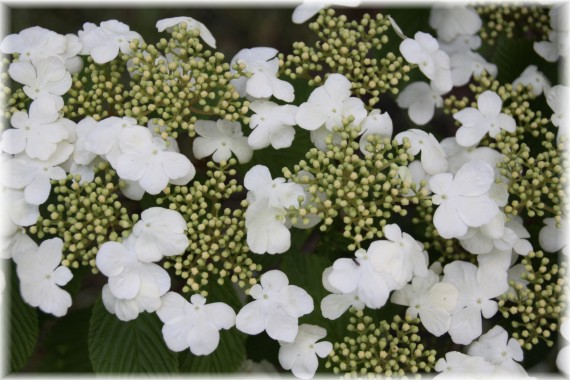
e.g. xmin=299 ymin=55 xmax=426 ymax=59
xmin=193 ymin=119 xmax=253 ymax=164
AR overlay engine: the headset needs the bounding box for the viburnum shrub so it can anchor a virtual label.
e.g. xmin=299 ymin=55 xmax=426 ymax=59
xmin=1 ymin=2 xmax=568 ymax=378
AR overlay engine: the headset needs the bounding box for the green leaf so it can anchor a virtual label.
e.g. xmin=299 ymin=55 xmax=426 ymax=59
xmin=179 ymin=328 xmax=246 ymax=373
xmin=493 ymin=36 xmax=537 ymax=84
xmin=8 ymin=264 xmax=39 ymax=372
xmin=88 ymin=297 xmax=178 ymax=373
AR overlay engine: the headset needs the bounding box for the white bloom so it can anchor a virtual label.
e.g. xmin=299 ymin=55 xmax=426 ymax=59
xmin=450 ymin=51 xmax=497 ymax=87
xmin=391 ymin=270 xmax=458 ymax=337
xmin=248 ymin=100 xmax=298 ymax=150
xmin=454 ymin=90 xmax=516 ymax=147
xmin=61 ymin=34 xmax=84 ymax=74
xmin=534 ymin=5 xmax=569 ymax=62
xmin=157 ymin=292 xmax=235 ymax=355
xmin=84 ymin=116 xmax=139 ymax=165
xmin=358 ymin=109 xmax=393 ymax=154
xmin=1 ymin=188 xmax=40 ymax=227
xmin=0 ymin=26 xmax=67 ymax=63
xmin=1 ymin=96 xmax=70 ymax=160
xmin=434 ymin=351 xmax=494 ymax=376
xmin=539 ymin=217 xmax=567 ymax=253
xmin=13 ymin=237 xmax=73 ymax=317
xmin=439 ymin=34 xmax=482 ymax=55
xmin=72 ymin=117 xmax=99 ymax=166
xmin=399 ymin=32 xmax=452 ymax=92
xmin=230 ymin=47 xmax=294 ymax=102
xmin=292 ymin=0 xmax=361 ymax=24
xmin=327 ymin=248 xmax=398 ymax=309
xmin=8 ymin=57 xmax=71 ymax=101
xmin=245 ymin=165 xmax=305 ymax=209
xmin=512 ymin=65 xmax=551 ymax=96
xmin=296 ymin=73 xmax=366 ymax=131
xmin=468 ymin=325 xmax=526 ymax=375
xmin=131 ymin=207 xmax=188 ymax=262
xmin=368 ymin=224 xmax=428 ymax=287
xmin=78 ymin=20 xmax=143 ymax=64
xmin=557 ymin=320 xmax=570 ymax=375
xmin=430 ymin=160 xmax=499 ymax=239
xmin=429 ymin=6 xmax=482 ymax=42
xmin=115 ymin=126 xmax=195 ymax=194
xmin=442 ymin=261 xmax=508 ymax=345
xmin=245 ymin=199 xmax=291 ymax=254
xmin=236 ymin=270 xmax=313 ymax=342
xmin=546 ymin=85 xmax=569 ymax=139
xmin=278 ymin=324 xmax=332 ymax=379
xmin=2 ymin=145 xmax=73 ymax=205
xmin=95 ymin=237 xmax=170 ymax=300
xmin=156 ymin=16 xmax=216 ymax=48
xmin=396 ymin=129 xmax=448 ymax=175
xmin=396 ymin=81 xmax=445 ymax=126
xmin=193 ymin=119 xmax=253 ymax=164
xmin=320 ymin=267 xmax=365 ymax=320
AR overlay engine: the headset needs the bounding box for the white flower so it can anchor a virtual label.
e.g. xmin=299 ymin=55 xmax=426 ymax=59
xmin=157 ymin=292 xmax=236 ymax=355
xmin=442 ymin=261 xmax=508 ymax=345
xmin=534 ymin=5 xmax=569 ymax=62
xmin=434 ymin=351 xmax=494 ymax=376
xmin=468 ymin=325 xmax=526 ymax=375
xmin=358 ymin=109 xmax=393 ymax=154
xmin=429 ymin=6 xmax=482 ymax=42
xmin=278 ymin=324 xmax=332 ymax=379
xmin=430 ymin=160 xmax=500 ymax=239
xmin=1 ymin=96 xmax=70 ymax=160
xmin=8 ymin=57 xmax=71 ymax=101
xmin=557 ymin=320 xmax=570 ymax=375
xmin=114 ymin=126 xmax=195 ymax=195
xmin=296 ymin=73 xmax=366 ymax=131
xmin=391 ymin=270 xmax=458 ymax=337
xmin=13 ymin=237 xmax=73 ymax=317
xmin=2 ymin=145 xmax=73 ymax=205
xmin=72 ymin=117 xmax=99 ymax=166
xmin=546 ymin=85 xmax=569 ymax=139
xmin=248 ymin=100 xmax=298 ymax=150
xmin=396 ymin=81 xmax=445 ymax=126
xmin=1 ymin=187 xmax=40 ymax=227
xmin=399 ymin=32 xmax=452 ymax=92
xmin=0 ymin=26 xmax=67 ymax=63
xmin=539 ymin=217 xmax=567 ymax=253
xmin=236 ymin=270 xmax=313 ymax=342
xmin=512 ymin=65 xmax=551 ymax=96
xmin=438 ymin=34 xmax=482 ymax=55
xmin=396 ymin=129 xmax=448 ymax=175
xmin=244 ymin=165 xmax=305 ymax=209
xmin=327 ymin=248 xmax=398 ymax=309
xmin=131 ymin=207 xmax=188 ymax=262
xmin=230 ymin=47 xmax=294 ymax=102
xmin=193 ymin=119 xmax=253 ymax=163
xmin=245 ymin=199 xmax=291 ymax=254
xmin=454 ymin=90 xmax=516 ymax=147
xmin=292 ymin=0 xmax=361 ymax=24
xmin=84 ymin=116 xmax=139 ymax=165
xmin=156 ymin=16 xmax=216 ymax=48
xmin=95 ymin=237 xmax=170 ymax=301
xmin=450 ymin=51 xmax=497 ymax=87
xmin=368 ymin=224 xmax=428 ymax=287
xmin=320 ymin=267 xmax=365 ymax=320
xmin=78 ymin=20 xmax=143 ymax=64
xmin=61 ymin=34 xmax=84 ymax=74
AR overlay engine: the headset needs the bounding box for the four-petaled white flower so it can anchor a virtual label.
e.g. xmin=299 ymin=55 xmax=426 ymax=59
xmin=429 ymin=6 xmax=482 ymax=42
xmin=396 ymin=129 xmax=448 ymax=175
xmin=157 ymin=292 xmax=236 ymax=355
xmin=1 ymin=96 xmax=71 ymax=160
xmin=368 ymin=223 xmax=428 ymax=287
xmin=546 ymin=85 xmax=569 ymax=142
xmin=13 ymin=237 xmax=73 ymax=317
xmin=8 ymin=57 xmax=71 ymax=101
xmin=441 ymin=260 xmax=508 ymax=345
xmin=438 ymin=34 xmax=481 ymax=55
xmin=236 ymin=270 xmax=314 ymax=342
xmin=512 ymin=65 xmax=551 ymax=96
xmin=396 ymin=81 xmax=446 ymax=126
xmin=430 ymin=160 xmax=499 ymax=239
xmin=84 ymin=116 xmax=139 ymax=166
xmin=358 ymin=109 xmax=393 ymax=154
xmin=533 ymin=4 xmax=568 ymax=62
xmin=230 ymin=47 xmax=294 ymax=102
xmin=278 ymin=324 xmax=333 ymax=379
xmin=296 ymin=73 xmax=366 ymax=132
xmin=79 ymin=20 xmax=143 ymax=64
xmin=156 ymin=16 xmax=216 ymax=48
xmin=320 ymin=267 xmax=365 ymax=320
xmin=0 ymin=26 xmax=67 ymax=63
xmin=115 ymin=126 xmax=195 ymax=194
xmin=468 ymin=325 xmax=526 ymax=375
xmin=131 ymin=207 xmax=189 ymax=262
xmin=454 ymin=90 xmax=516 ymax=147
xmin=248 ymin=100 xmax=298 ymax=150
xmin=399 ymin=32 xmax=453 ymax=92
xmin=391 ymin=270 xmax=458 ymax=337
xmin=450 ymin=51 xmax=497 ymax=87
xmin=193 ymin=119 xmax=253 ymax=164
xmin=1 ymin=187 xmax=40 ymax=227
xmin=434 ymin=351 xmax=494 ymax=377
xmin=539 ymin=217 xmax=567 ymax=253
